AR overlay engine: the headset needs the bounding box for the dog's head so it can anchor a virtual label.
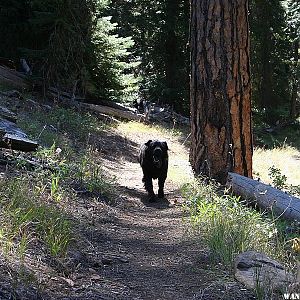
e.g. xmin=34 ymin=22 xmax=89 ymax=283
xmin=145 ymin=140 xmax=168 ymax=168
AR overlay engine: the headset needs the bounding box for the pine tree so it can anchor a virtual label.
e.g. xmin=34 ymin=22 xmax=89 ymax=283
xmin=250 ymin=0 xmax=290 ymax=124
xmin=0 ymin=0 xmax=139 ymax=102
xmin=109 ymin=0 xmax=189 ymax=113
xmin=286 ymin=0 xmax=300 ymax=118
xmin=190 ymin=0 xmax=252 ymax=182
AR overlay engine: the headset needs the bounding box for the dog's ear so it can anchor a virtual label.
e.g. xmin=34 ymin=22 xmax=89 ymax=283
xmin=162 ymin=141 xmax=168 ymax=150
xmin=145 ymin=140 xmax=152 ymax=147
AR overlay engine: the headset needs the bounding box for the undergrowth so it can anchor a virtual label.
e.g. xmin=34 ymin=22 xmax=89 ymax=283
xmin=181 ymin=179 xmax=298 ymax=269
xmin=0 ymin=177 xmax=71 ymax=257
xmin=19 ymin=106 xmax=107 ymax=147
xmin=0 ymin=106 xmax=115 ymax=262
xmin=268 ymin=165 xmax=300 ymax=196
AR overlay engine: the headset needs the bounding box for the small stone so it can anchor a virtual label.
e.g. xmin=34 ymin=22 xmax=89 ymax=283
xmin=234 ymin=251 xmax=294 ymax=291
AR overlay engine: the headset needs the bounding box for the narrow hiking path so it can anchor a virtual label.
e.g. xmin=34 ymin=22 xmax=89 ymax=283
xmin=94 ymin=122 xmax=206 ymax=299
xmin=49 ymin=121 xmax=254 ymax=300
xmin=2 ymin=120 xmax=255 ymax=300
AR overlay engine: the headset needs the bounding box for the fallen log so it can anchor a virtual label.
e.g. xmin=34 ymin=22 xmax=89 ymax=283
xmin=0 ymin=119 xmax=38 ymax=152
xmin=97 ymin=99 xmax=135 ymax=112
xmin=80 ymin=103 xmax=144 ymax=121
xmin=48 ymin=96 xmax=141 ymax=121
xmin=0 ymin=105 xmax=17 ymax=123
xmin=0 ymin=119 xmax=27 ymax=138
xmin=226 ymin=172 xmax=300 ymax=221
xmin=48 ymin=86 xmax=135 ymax=112
xmin=48 ymin=87 xmax=86 ymax=102
xmin=0 ymin=66 xmax=29 ymax=89
xmin=1 ymin=134 xmax=38 ymax=152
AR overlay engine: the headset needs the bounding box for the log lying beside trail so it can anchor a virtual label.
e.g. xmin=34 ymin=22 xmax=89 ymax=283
xmin=47 ymin=92 xmax=143 ymax=122
xmin=48 ymin=86 xmax=136 ymax=112
xmin=0 ymin=134 xmax=38 ymax=152
xmin=80 ymin=102 xmax=144 ymax=121
xmin=0 ymin=119 xmax=38 ymax=152
xmin=226 ymin=172 xmax=300 ymax=221
xmin=0 ymin=66 xmax=29 ymax=89
xmin=97 ymin=99 xmax=136 ymax=112
xmin=0 ymin=105 xmax=17 ymax=123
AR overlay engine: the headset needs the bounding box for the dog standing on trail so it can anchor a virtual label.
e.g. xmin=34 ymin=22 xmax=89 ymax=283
xmin=138 ymin=140 xmax=168 ymax=201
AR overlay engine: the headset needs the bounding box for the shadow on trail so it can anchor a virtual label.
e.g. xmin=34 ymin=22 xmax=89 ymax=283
xmin=141 ymin=197 xmax=171 ymax=209
xmin=122 ymin=185 xmax=171 ymax=209
xmin=95 ymin=130 xmax=140 ymax=163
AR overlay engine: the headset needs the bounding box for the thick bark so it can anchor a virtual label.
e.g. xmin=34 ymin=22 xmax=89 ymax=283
xmin=190 ymin=1 xmax=252 ymax=183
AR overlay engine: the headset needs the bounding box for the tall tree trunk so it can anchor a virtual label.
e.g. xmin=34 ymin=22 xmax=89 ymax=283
xmin=164 ymin=0 xmax=180 ymax=104
xmin=190 ymin=1 xmax=253 ymax=183
xmin=290 ymin=39 xmax=299 ymax=119
xmin=260 ymin=30 xmax=273 ymax=110
xmin=257 ymin=1 xmax=274 ymax=112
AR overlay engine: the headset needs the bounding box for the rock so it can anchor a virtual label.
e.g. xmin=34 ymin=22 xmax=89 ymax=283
xmin=234 ymin=251 xmax=294 ymax=291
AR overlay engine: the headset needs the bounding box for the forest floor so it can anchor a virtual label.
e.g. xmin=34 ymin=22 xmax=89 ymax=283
xmin=0 ymin=93 xmax=257 ymax=299
xmin=40 ymin=121 xmax=254 ymax=300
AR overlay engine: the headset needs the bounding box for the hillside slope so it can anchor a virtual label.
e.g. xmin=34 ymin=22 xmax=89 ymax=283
xmin=0 ymin=94 xmax=255 ymax=299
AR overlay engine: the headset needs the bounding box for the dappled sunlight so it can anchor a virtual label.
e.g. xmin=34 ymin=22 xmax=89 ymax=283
xmin=253 ymin=146 xmax=300 ymax=186
xmin=168 ymin=156 xmax=193 ymax=187
xmin=117 ymin=121 xmax=189 ymax=143
xmin=115 ymin=121 xmax=193 ymax=189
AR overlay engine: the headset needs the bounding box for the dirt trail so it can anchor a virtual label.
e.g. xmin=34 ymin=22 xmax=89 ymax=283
xmin=44 ymin=122 xmax=254 ymax=300
xmin=91 ymin=123 xmax=206 ymax=299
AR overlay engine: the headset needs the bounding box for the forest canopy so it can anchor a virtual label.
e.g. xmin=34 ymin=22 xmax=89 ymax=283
xmin=0 ymin=0 xmax=299 ymax=123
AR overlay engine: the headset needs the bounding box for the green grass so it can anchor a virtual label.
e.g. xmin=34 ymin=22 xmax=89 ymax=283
xmin=181 ymin=179 xmax=293 ymax=268
xmin=0 ymin=177 xmax=71 ymax=257
xmin=253 ymin=145 xmax=300 ymax=189
xmin=0 ymin=106 xmax=116 ymax=261
xmin=18 ymin=106 xmax=107 ymax=147
xmin=182 ymin=178 xmax=299 ymax=300
xmin=71 ymin=148 xmax=116 ymax=199
xmin=254 ymin=121 xmax=300 ymax=150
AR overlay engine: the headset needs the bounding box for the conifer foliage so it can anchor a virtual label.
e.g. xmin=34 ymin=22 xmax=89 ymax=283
xmin=250 ymin=0 xmax=300 ymax=123
xmin=286 ymin=0 xmax=300 ymax=118
xmin=0 ymin=0 xmax=299 ymax=119
xmin=0 ymin=0 xmax=137 ymax=101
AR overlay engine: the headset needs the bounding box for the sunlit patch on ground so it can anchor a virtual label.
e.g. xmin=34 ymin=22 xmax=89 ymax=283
xmin=253 ymin=146 xmax=300 ymax=186
xmin=116 ymin=121 xmax=193 ymax=188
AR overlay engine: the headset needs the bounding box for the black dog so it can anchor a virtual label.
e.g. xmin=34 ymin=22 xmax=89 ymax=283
xmin=138 ymin=140 xmax=168 ymax=201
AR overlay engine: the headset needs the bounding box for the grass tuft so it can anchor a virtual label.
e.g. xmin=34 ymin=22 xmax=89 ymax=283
xmin=0 ymin=177 xmax=71 ymax=257
xmin=19 ymin=107 xmax=107 ymax=147
xmin=182 ymin=179 xmax=288 ymax=267
xmin=73 ymin=150 xmax=116 ymax=199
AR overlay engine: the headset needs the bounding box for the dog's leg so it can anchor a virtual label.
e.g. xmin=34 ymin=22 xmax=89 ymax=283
xmin=144 ymin=176 xmax=155 ymax=201
xmin=158 ymin=176 xmax=166 ymax=198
